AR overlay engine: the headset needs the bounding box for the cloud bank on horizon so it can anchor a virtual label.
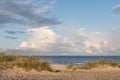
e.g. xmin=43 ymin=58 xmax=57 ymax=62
xmin=19 ymin=26 xmax=120 ymax=54
xmin=0 ymin=0 xmax=120 ymax=55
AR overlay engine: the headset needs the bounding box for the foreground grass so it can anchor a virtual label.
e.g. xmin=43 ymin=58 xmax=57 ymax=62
xmin=67 ymin=60 xmax=120 ymax=70
xmin=0 ymin=52 xmax=52 ymax=72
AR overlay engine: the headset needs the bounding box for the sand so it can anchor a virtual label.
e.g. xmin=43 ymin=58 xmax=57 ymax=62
xmin=51 ymin=64 xmax=66 ymax=71
xmin=0 ymin=64 xmax=120 ymax=80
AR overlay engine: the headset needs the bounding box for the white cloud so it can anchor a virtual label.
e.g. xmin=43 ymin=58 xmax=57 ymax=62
xmin=19 ymin=41 xmax=28 ymax=49
xmin=105 ymin=30 xmax=120 ymax=50
xmin=19 ymin=26 xmax=81 ymax=53
xmin=112 ymin=4 xmax=120 ymax=15
xmin=69 ymin=28 xmax=116 ymax=53
xmin=19 ymin=26 xmax=120 ymax=54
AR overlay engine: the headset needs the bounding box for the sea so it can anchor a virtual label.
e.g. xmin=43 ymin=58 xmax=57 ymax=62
xmin=38 ymin=56 xmax=120 ymax=65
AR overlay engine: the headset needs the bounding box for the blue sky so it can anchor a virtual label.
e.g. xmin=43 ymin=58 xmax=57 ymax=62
xmin=52 ymin=0 xmax=120 ymax=29
xmin=0 ymin=0 xmax=120 ymax=55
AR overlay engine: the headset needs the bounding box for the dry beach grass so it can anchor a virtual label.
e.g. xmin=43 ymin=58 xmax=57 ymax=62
xmin=0 ymin=52 xmax=52 ymax=72
xmin=66 ymin=60 xmax=120 ymax=70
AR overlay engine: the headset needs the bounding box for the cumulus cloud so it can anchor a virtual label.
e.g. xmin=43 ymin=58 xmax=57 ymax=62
xmin=19 ymin=26 xmax=80 ymax=53
xmin=19 ymin=41 xmax=28 ymax=48
xmin=19 ymin=26 xmax=120 ymax=54
xmin=112 ymin=4 xmax=120 ymax=15
xmin=0 ymin=0 xmax=61 ymax=28
xmin=105 ymin=30 xmax=120 ymax=50
xmin=69 ymin=28 xmax=116 ymax=53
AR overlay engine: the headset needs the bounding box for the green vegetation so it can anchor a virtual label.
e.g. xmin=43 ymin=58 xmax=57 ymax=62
xmin=0 ymin=52 xmax=52 ymax=72
xmin=67 ymin=60 xmax=120 ymax=70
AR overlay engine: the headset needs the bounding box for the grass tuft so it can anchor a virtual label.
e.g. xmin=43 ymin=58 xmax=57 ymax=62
xmin=67 ymin=60 xmax=120 ymax=70
xmin=0 ymin=52 xmax=52 ymax=72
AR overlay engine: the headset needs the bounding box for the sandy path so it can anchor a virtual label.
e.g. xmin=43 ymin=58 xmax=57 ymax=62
xmin=0 ymin=70 xmax=120 ymax=80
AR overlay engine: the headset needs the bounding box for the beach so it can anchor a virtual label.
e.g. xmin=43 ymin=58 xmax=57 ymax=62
xmin=0 ymin=53 xmax=120 ymax=80
xmin=0 ymin=64 xmax=120 ymax=80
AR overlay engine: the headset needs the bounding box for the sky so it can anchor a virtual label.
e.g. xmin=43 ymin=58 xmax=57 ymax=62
xmin=0 ymin=0 xmax=120 ymax=55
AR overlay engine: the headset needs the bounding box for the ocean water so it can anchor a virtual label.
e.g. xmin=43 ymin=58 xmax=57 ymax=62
xmin=39 ymin=56 xmax=120 ymax=65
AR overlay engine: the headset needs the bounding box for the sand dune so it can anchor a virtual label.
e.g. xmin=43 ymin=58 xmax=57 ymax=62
xmin=0 ymin=64 xmax=120 ymax=80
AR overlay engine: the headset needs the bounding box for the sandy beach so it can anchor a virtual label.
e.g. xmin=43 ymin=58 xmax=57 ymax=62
xmin=0 ymin=64 xmax=120 ymax=80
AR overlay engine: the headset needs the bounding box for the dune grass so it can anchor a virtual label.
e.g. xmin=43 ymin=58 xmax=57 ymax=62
xmin=0 ymin=52 xmax=52 ymax=72
xmin=67 ymin=60 xmax=120 ymax=70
